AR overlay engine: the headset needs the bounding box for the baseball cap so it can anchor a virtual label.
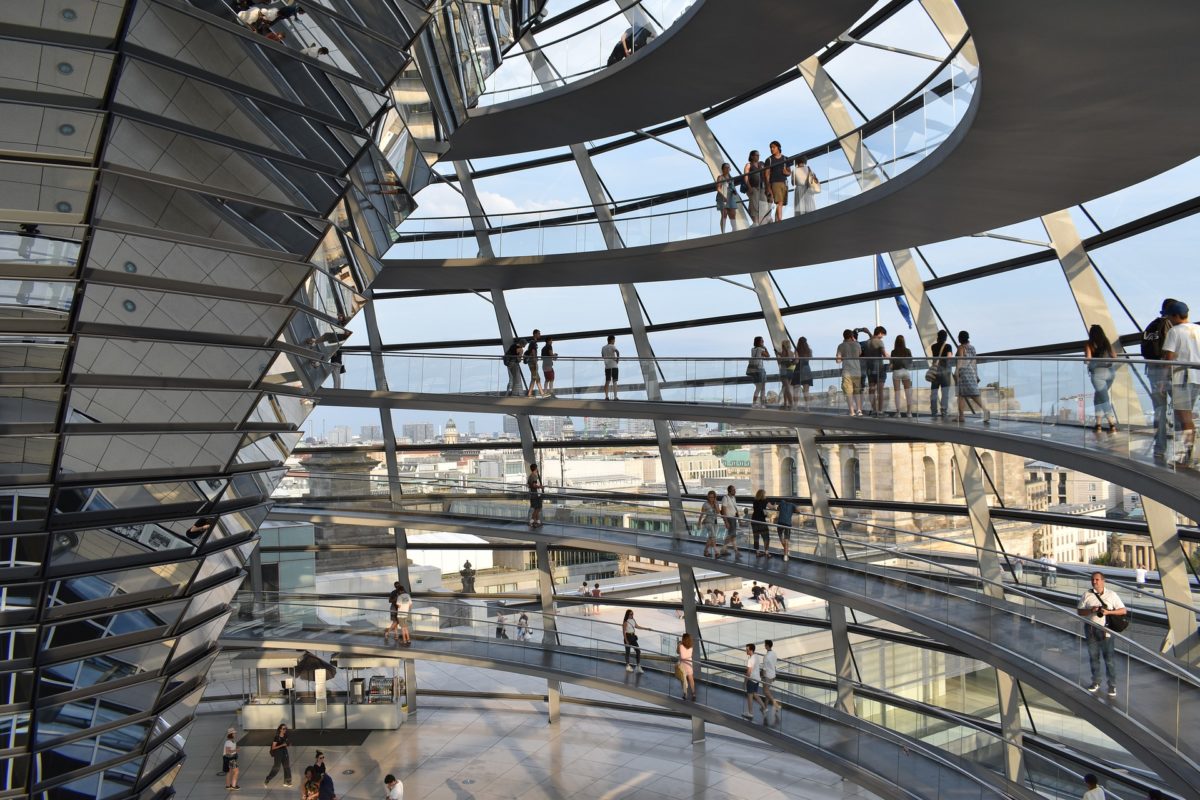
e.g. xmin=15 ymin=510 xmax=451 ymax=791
xmin=1165 ymin=300 xmax=1189 ymax=318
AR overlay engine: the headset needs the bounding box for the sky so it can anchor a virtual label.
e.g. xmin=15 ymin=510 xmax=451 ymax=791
xmin=304 ymin=0 xmax=1200 ymax=437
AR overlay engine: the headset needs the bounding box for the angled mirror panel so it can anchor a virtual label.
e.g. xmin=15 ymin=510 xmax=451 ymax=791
xmin=160 ymin=648 xmax=217 ymax=700
xmin=45 ymin=527 xmax=192 ymax=570
xmin=291 ymin=266 xmax=366 ymax=322
xmin=178 ymin=577 xmax=239 ymax=628
xmin=77 ymin=284 xmax=291 ymax=344
xmin=0 ymin=102 xmax=105 ymax=162
xmin=0 ymin=278 xmax=75 ymax=330
xmin=0 ymin=387 xmax=62 ymax=427
xmin=65 ymin=387 xmax=260 ymax=427
xmin=221 ymin=468 xmax=285 ymax=504
xmin=0 ymin=42 xmax=115 ymax=101
xmin=147 ymin=685 xmax=203 ymax=741
xmin=71 ymin=336 xmax=274 ymax=384
xmin=52 ymin=477 xmax=216 ymax=520
xmin=243 ymin=392 xmax=310 ymax=429
xmin=193 ymin=548 xmax=243 ymax=586
xmin=0 ymin=230 xmax=81 ymax=268
xmin=44 ymin=559 xmax=199 ymax=619
xmin=167 ymin=613 xmax=227 ymax=665
xmin=42 ymin=599 xmax=187 ymax=653
xmin=0 ymin=338 xmax=70 ymax=381
xmin=3 ymin=0 xmax=126 ymax=40
xmin=103 ymin=117 xmax=344 ymax=214
xmin=34 ymin=685 xmax=161 ymax=744
xmin=257 ymin=349 xmax=330 ymax=392
xmin=34 ymin=742 xmax=143 ymax=797
xmin=0 ymin=162 xmax=93 ymax=226
xmin=57 ymin=432 xmax=243 ymax=480
xmin=0 ymin=583 xmax=39 ymax=625
xmin=0 ymin=436 xmax=56 ymax=484
xmin=0 ymin=487 xmax=50 ymax=526
xmin=39 ymin=640 xmax=176 ymax=699
xmin=231 ymin=431 xmax=301 ymax=468
xmin=86 ymin=230 xmax=310 ymax=301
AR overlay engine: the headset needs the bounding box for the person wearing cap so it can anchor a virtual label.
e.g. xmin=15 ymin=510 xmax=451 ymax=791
xmin=1142 ymin=298 xmax=1179 ymax=459
xmin=384 ymin=773 xmax=404 ymax=799
xmin=222 ymin=727 xmax=240 ymax=789
xmin=1162 ymin=299 xmax=1200 ymax=465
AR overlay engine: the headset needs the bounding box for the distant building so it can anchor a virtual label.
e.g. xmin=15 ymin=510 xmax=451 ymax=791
xmin=502 ymin=416 xmax=520 ymax=436
xmin=329 ymin=425 xmax=352 ymax=445
xmin=721 ymin=449 xmax=751 ymax=477
xmin=403 ymin=422 xmax=436 ymax=442
xmin=360 ymin=425 xmax=383 ymax=442
xmin=443 ymin=418 xmax=459 ymax=444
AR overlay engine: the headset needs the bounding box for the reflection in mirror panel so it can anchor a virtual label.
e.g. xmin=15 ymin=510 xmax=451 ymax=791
xmin=0 ymin=231 xmax=81 ymax=268
xmin=34 ymin=743 xmax=142 ymax=797
xmin=232 ymin=431 xmax=302 ymax=469
xmin=0 ymin=163 xmax=93 ymax=225
xmin=71 ymin=337 xmax=274 ymax=383
xmin=39 ymin=640 xmax=176 ymax=698
xmin=0 ymin=488 xmax=50 ymax=526
xmin=77 ymin=284 xmax=292 ymax=344
xmin=45 ymin=560 xmax=199 ymax=615
xmin=34 ymin=686 xmax=160 ymax=744
xmin=66 ymin=387 xmax=260 ymax=427
xmin=0 ymin=102 xmax=105 ymax=162
xmin=86 ymin=230 xmax=311 ymax=301
xmin=0 ymin=338 xmax=69 ymax=379
xmin=4 ymin=0 xmax=125 ymax=40
xmin=42 ymin=599 xmax=187 ymax=652
xmin=52 ymin=478 xmax=216 ymax=518
xmin=169 ymin=614 xmax=227 ymax=665
xmin=0 ymin=387 xmax=62 ymax=426
xmin=222 ymin=468 xmax=286 ymax=504
xmin=0 ymin=279 xmax=75 ymax=326
xmin=46 ymin=527 xmax=193 ymax=570
xmin=58 ymin=433 xmax=243 ymax=479
xmin=0 ymin=436 xmax=56 ymax=484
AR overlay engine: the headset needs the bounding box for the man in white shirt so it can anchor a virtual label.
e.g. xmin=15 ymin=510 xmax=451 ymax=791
xmin=719 ymin=486 xmax=739 ymax=560
xmin=760 ymin=640 xmax=780 ymax=723
xmin=384 ymin=773 xmax=404 ymax=800
xmin=742 ymin=643 xmax=767 ymax=721
xmin=1162 ymin=300 xmax=1200 ymax=464
xmin=1081 ymin=773 xmax=1106 ymax=800
xmin=396 ymin=587 xmax=412 ymax=647
xmin=601 ymin=335 xmax=621 ymax=400
xmin=1076 ymin=572 xmax=1126 ymax=697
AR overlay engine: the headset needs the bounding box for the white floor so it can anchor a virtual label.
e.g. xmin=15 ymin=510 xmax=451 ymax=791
xmin=181 ymin=660 xmax=877 ymax=800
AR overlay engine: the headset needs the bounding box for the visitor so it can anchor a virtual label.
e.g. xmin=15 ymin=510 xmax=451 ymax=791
xmin=592 ymin=582 xmax=602 ymax=615
xmin=516 ymin=611 xmax=531 ymax=641
xmin=1045 ymin=554 xmax=1058 ymax=586
xmin=864 ymin=326 xmax=889 ymax=416
xmin=300 ymin=44 xmax=329 ymax=58
xmin=527 ymin=463 xmax=543 ymax=528
xmin=929 ymin=329 xmax=954 ymax=418
xmin=384 ymin=773 xmax=404 ymax=800
xmin=385 ymin=581 xmax=402 ymax=641
xmin=715 ymin=162 xmax=738 ymax=233
xmin=396 ymin=585 xmax=412 ymax=647
xmin=891 ymin=334 xmax=914 ymax=417
xmin=677 ymin=633 xmax=696 ymax=700
xmin=301 ymin=767 xmax=319 ymax=800
xmin=749 ymin=336 xmax=770 ymax=406
xmin=720 ymin=485 xmax=740 ymax=560
xmin=955 ymin=330 xmax=990 ymax=424
xmin=751 ymin=489 xmax=770 ymax=556
xmin=579 ymin=580 xmax=592 ymax=616
xmin=750 ymin=582 xmax=765 ymax=606
xmin=743 ymin=150 xmax=769 ymax=225
xmin=1081 ymin=774 xmax=1107 ymax=800
xmin=541 ymin=338 xmax=556 ymax=397
xmin=503 ymin=340 xmax=524 ymax=396
xmin=495 ymin=606 xmax=509 ymax=639
xmin=836 ymin=329 xmax=863 ymax=416
xmin=791 ymin=155 xmax=819 ymax=215
xmin=772 ymin=584 xmax=786 ymax=611
xmin=1077 ymin=572 xmax=1126 ymax=698
xmin=602 ymin=335 xmax=620 ymax=400
xmin=775 ymin=497 xmax=794 ymax=560
xmin=1136 ymin=566 xmax=1147 ymax=585
xmin=761 ymin=639 xmax=780 ymax=723
xmin=742 ymin=643 xmax=768 ymax=721
xmin=1085 ymin=324 xmax=1119 ymax=433
xmin=791 ymin=337 xmax=814 ymax=408
xmin=765 ymin=141 xmax=790 ymax=223
xmin=704 ymin=588 xmax=716 ymax=606
xmin=1142 ymin=298 xmax=1178 ymax=461
xmin=222 ymin=727 xmax=240 ymax=790
xmin=777 ymin=339 xmax=796 ymax=408
xmin=730 ymin=591 xmax=743 ymax=609
xmin=1162 ymin=300 xmax=1200 ymax=465
xmin=263 ymin=723 xmax=292 ymax=787
xmin=699 ymin=490 xmax=721 ymax=558
xmin=607 ymin=25 xmax=654 ymax=65
xmin=316 ymin=764 xmax=336 ymax=800
xmin=712 ymin=589 xmax=723 ymax=605
xmin=524 ymin=329 xmax=543 ymax=397
xmin=623 ymin=609 xmax=647 ymax=673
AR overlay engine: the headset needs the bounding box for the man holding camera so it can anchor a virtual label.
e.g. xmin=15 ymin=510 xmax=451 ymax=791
xmin=1076 ymin=571 xmax=1126 ymax=698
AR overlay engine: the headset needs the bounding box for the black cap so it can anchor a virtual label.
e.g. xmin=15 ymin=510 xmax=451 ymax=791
xmin=385 ymin=774 xmax=397 ymax=784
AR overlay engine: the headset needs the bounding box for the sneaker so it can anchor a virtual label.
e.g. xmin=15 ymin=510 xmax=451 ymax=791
xmin=636 ymin=666 xmax=644 ymax=674
xmin=283 ymin=783 xmax=293 ymax=788
xmin=626 ymin=665 xmax=634 ymax=672
xmin=1086 ymin=683 xmax=1100 ymax=693
xmin=1107 ymin=687 xmax=1117 ymax=698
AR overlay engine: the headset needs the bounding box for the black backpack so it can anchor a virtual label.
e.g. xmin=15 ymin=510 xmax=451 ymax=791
xmin=1141 ymin=317 xmax=1171 ymax=360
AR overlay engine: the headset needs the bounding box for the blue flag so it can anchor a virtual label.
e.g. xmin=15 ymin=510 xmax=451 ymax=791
xmin=876 ymin=254 xmax=913 ymax=329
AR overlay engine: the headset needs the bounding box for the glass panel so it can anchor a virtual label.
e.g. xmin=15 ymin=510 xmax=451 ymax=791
xmin=40 ymin=641 xmax=176 ymax=697
xmin=71 ymin=337 xmax=274 ymax=384
xmin=58 ymin=433 xmax=243 ymax=479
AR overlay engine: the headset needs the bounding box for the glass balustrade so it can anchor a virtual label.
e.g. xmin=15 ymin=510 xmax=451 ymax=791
xmin=390 ymin=37 xmax=977 ymax=259
xmin=270 ymin=471 xmax=1200 ymax=761
xmin=332 ymin=351 xmax=1200 ymax=475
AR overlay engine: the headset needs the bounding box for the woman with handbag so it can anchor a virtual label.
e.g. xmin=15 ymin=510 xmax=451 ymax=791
xmin=792 ymin=156 xmax=819 ymax=215
xmin=676 ymin=633 xmax=696 ymax=700
xmin=777 ymin=339 xmax=797 ymax=408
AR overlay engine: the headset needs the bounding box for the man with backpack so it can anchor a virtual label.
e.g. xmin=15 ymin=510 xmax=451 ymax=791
xmin=1142 ymin=298 xmax=1178 ymax=461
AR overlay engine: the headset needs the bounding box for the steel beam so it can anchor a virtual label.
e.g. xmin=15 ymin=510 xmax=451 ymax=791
xmin=535 ymin=541 xmax=563 ymax=721
xmin=1142 ymin=498 xmax=1200 ymax=664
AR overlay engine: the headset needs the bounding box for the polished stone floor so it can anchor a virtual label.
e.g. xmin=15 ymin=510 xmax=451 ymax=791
xmin=180 ymin=660 xmax=876 ymax=800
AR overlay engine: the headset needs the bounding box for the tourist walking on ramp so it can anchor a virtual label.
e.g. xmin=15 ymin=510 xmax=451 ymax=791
xmin=765 ymin=141 xmax=791 ymax=223
xmin=1077 ymin=571 xmax=1126 ymax=698
xmin=1085 ymin=324 xmax=1119 ymax=432
xmin=929 ymin=329 xmax=954 ymax=418
xmin=720 ymin=485 xmax=740 ymax=560
xmin=263 ymin=723 xmax=292 ymax=787
xmin=954 ymin=330 xmax=990 ymax=424
xmin=778 ymin=339 xmax=796 ymax=408
xmin=751 ymin=489 xmax=770 ymax=556
xmin=1142 ymin=298 xmax=1177 ymax=461
xmin=677 ymin=632 xmax=696 ymax=700
xmin=715 ymin=162 xmax=739 ymax=233
xmin=792 ymin=337 xmax=814 ymax=408
xmin=503 ymin=340 xmax=524 ymax=396
xmin=541 ymin=338 xmax=557 ymax=397
xmin=761 ymin=639 xmax=781 ymax=723
xmin=525 ymin=329 xmax=543 ymax=397
xmin=1162 ymin=300 xmax=1200 ymax=465
xmin=891 ymin=335 xmax=915 ymax=417
xmin=836 ymin=329 xmax=863 ymax=416
xmin=743 ymin=643 xmax=768 ymax=721
xmin=623 ymin=609 xmax=647 ymax=673
xmin=744 ymin=150 xmax=769 ymax=225
xmin=863 ymin=326 xmax=889 ymax=416
xmin=792 ymin=155 xmax=819 ymax=215
xmin=699 ymin=490 xmax=721 ymax=558
xmin=527 ymin=463 xmax=543 ymax=528
xmin=749 ymin=336 xmax=770 ymax=406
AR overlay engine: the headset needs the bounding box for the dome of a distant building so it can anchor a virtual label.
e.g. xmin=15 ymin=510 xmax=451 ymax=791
xmin=562 ymin=419 xmax=575 ymax=438
xmin=444 ymin=418 xmax=459 ymax=443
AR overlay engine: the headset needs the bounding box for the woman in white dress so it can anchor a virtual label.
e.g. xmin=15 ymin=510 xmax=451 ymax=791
xmin=792 ymin=156 xmax=818 ymax=215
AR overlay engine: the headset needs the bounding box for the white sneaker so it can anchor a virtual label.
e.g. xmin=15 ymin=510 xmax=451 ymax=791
xmin=636 ymin=666 xmax=644 ymax=674
xmin=626 ymin=665 xmax=634 ymax=673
